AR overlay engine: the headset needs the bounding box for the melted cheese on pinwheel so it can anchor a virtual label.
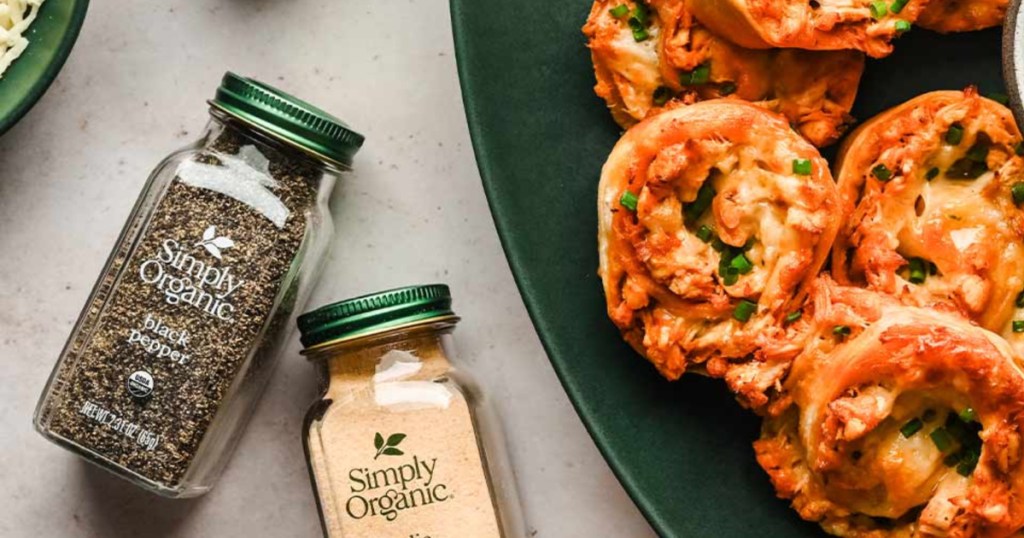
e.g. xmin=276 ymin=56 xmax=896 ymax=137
xmin=757 ymin=279 xmax=1024 ymax=538
xmin=687 ymin=0 xmax=929 ymax=58
xmin=582 ymin=0 xmax=864 ymax=147
xmin=833 ymin=89 xmax=1024 ymax=355
xmin=918 ymin=0 xmax=1008 ymax=33
xmin=598 ymin=101 xmax=839 ymax=406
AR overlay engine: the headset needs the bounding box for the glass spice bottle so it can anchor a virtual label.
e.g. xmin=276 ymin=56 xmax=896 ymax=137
xmin=297 ymin=284 xmax=525 ymax=538
xmin=33 ymin=72 xmax=364 ymax=497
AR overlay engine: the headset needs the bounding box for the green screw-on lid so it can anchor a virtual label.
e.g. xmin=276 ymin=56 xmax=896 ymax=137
xmin=210 ymin=72 xmax=365 ymax=167
xmin=297 ymin=284 xmax=457 ymax=349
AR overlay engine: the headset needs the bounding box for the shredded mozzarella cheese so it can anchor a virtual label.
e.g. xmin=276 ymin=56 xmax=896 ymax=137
xmin=0 ymin=0 xmax=44 ymax=78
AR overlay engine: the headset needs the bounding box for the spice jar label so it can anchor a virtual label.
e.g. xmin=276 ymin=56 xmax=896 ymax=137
xmin=42 ymin=139 xmax=316 ymax=486
xmin=309 ymin=399 xmax=502 ymax=537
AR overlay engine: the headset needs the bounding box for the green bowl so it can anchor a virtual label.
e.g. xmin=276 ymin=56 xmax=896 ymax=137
xmin=0 ymin=0 xmax=89 ymax=136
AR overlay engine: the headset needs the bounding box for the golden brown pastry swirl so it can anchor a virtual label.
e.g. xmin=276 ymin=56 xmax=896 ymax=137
xmin=597 ymin=100 xmax=839 ymax=406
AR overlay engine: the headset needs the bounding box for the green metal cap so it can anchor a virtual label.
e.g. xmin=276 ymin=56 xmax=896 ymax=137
xmin=298 ymin=284 xmax=456 ymax=349
xmin=210 ymin=72 xmax=365 ymax=167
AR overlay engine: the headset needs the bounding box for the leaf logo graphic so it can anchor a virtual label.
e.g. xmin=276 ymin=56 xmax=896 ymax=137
xmin=195 ymin=225 xmax=235 ymax=260
xmin=374 ymin=432 xmax=407 ymax=460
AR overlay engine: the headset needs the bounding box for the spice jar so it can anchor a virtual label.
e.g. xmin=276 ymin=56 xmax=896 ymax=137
xmin=33 ymin=72 xmax=364 ymax=497
xmin=297 ymin=285 xmax=525 ymax=537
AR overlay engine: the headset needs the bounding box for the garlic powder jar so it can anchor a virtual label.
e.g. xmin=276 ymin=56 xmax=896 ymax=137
xmin=297 ymin=285 xmax=525 ymax=537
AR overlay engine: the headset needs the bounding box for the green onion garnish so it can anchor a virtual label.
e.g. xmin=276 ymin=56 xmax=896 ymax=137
xmin=1013 ymin=183 xmax=1024 ymax=205
xmin=930 ymin=427 xmax=954 ymax=451
xmin=943 ymin=451 xmax=962 ymax=467
xmin=785 ymin=310 xmax=802 ymax=323
xmin=956 ymin=449 xmax=980 ymax=476
xmin=719 ymin=81 xmax=737 ymax=96
xmin=908 ymin=257 xmax=927 ymax=284
xmin=959 ymin=407 xmax=977 ymax=423
xmin=609 ymin=4 xmax=629 ymax=18
xmin=652 ymin=86 xmax=674 ymax=106
xmin=696 ymin=224 xmax=714 ymax=243
xmin=925 ymin=167 xmax=940 ymax=181
xmin=833 ymin=325 xmax=851 ymax=337
xmin=890 ymin=0 xmax=909 ymax=13
xmin=628 ymin=18 xmax=649 ymax=41
xmin=730 ymin=253 xmax=754 ymax=274
xmin=900 ymin=418 xmax=924 ymax=438
xmin=793 ymin=158 xmax=813 ymax=176
xmin=1016 ymin=142 xmax=1024 ymax=156
xmin=733 ymin=300 xmax=757 ymax=322
xmin=1016 ymin=291 xmax=1024 ymax=309
xmin=722 ymin=270 xmax=739 ymax=286
xmin=872 ymin=164 xmax=893 ymax=182
xmin=683 ymin=64 xmax=711 ymax=85
xmin=684 ymin=182 xmax=716 ymax=222
xmin=894 ymin=20 xmax=911 ymax=33
xmin=870 ymin=1 xmax=888 ymax=19
xmin=620 ymin=190 xmax=638 ymax=211
xmin=1014 ymin=320 xmax=1024 ymax=333
xmin=945 ymin=123 xmax=964 ymax=145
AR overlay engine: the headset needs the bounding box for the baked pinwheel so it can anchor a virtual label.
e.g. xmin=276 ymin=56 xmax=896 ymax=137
xmin=832 ymin=89 xmax=1024 ymax=351
xmin=686 ymin=0 xmax=928 ymax=58
xmin=918 ymin=0 xmax=1008 ymax=33
xmin=597 ymin=100 xmax=840 ymax=405
xmin=757 ymin=278 xmax=1024 ymax=537
xmin=583 ymin=0 xmax=864 ymax=147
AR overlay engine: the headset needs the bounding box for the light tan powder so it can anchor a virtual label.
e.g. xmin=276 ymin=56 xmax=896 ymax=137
xmin=306 ymin=332 xmax=502 ymax=537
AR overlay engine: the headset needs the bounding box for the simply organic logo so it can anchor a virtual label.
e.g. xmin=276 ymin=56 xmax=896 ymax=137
xmin=195 ymin=225 xmax=235 ymax=260
xmin=345 ymin=433 xmax=452 ymax=522
xmin=137 ymin=226 xmax=246 ymax=321
xmin=374 ymin=432 xmax=406 ymax=460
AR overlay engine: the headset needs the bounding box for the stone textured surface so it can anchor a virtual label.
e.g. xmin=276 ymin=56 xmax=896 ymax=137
xmin=0 ymin=1 xmax=656 ymax=536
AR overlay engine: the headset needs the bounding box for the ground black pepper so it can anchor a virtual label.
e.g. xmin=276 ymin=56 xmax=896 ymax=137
xmin=40 ymin=123 xmax=320 ymax=487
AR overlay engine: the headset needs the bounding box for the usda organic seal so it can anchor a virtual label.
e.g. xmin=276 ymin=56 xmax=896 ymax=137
xmin=127 ymin=370 xmax=154 ymax=399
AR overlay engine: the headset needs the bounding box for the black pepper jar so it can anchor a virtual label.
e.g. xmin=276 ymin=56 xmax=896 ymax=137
xmin=33 ymin=72 xmax=364 ymax=498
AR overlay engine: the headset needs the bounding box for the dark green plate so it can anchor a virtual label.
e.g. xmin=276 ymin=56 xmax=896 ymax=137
xmin=0 ymin=0 xmax=89 ymax=136
xmin=451 ymin=2 xmax=1003 ymax=534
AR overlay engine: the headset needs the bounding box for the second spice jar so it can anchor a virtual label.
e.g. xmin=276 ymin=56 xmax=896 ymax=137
xmin=297 ymin=284 xmax=525 ymax=537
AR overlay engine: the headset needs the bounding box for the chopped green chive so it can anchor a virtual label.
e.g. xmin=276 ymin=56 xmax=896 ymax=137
xmin=1014 ymin=320 xmax=1024 ymax=333
xmin=733 ymin=300 xmax=757 ymax=322
xmin=631 ymin=2 xmax=649 ymax=24
xmin=925 ymin=167 xmax=940 ymax=181
xmin=652 ymin=86 xmax=674 ymax=106
xmin=833 ymin=325 xmax=851 ymax=337
xmin=609 ymin=4 xmax=629 ymax=17
xmin=730 ymin=253 xmax=754 ymax=274
xmin=628 ymin=18 xmax=649 ymax=41
xmin=894 ymin=20 xmax=911 ymax=33
xmin=684 ymin=182 xmax=716 ymax=223
xmin=785 ymin=310 xmax=802 ymax=323
xmin=620 ymin=190 xmax=638 ymax=211
xmin=683 ymin=64 xmax=711 ymax=85
xmin=900 ymin=418 xmax=924 ymax=438
xmin=959 ymin=407 xmax=978 ymax=423
xmin=872 ymin=164 xmax=893 ymax=182
xmin=719 ymin=81 xmax=737 ymax=96
xmin=908 ymin=257 xmax=927 ymax=284
xmin=870 ymin=1 xmax=888 ymax=19
xmin=696 ymin=224 xmax=714 ymax=243
xmin=711 ymin=237 xmax=727 ymax=252
xmin=930 ymin=427 xmax=954 ymax=452
xmin=1016 ymin=291 xmax=1024 ymax=308
xmin=1013 ymin=182 xmax=1024 ymax=205
xmin=890 ymin=0 xmax=909 ymax=13
xmin=793 ymin=158 xmax=813 ymax=175
xmin=722 ymin=270 xmax=739 ymax=286
xmin=945 ymin=123 xmax=964 ymax=145
xmin=943 ymin=451 xmax=962 ymax=467
xmin=956 ymin=449 xmax=980 ymax=476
